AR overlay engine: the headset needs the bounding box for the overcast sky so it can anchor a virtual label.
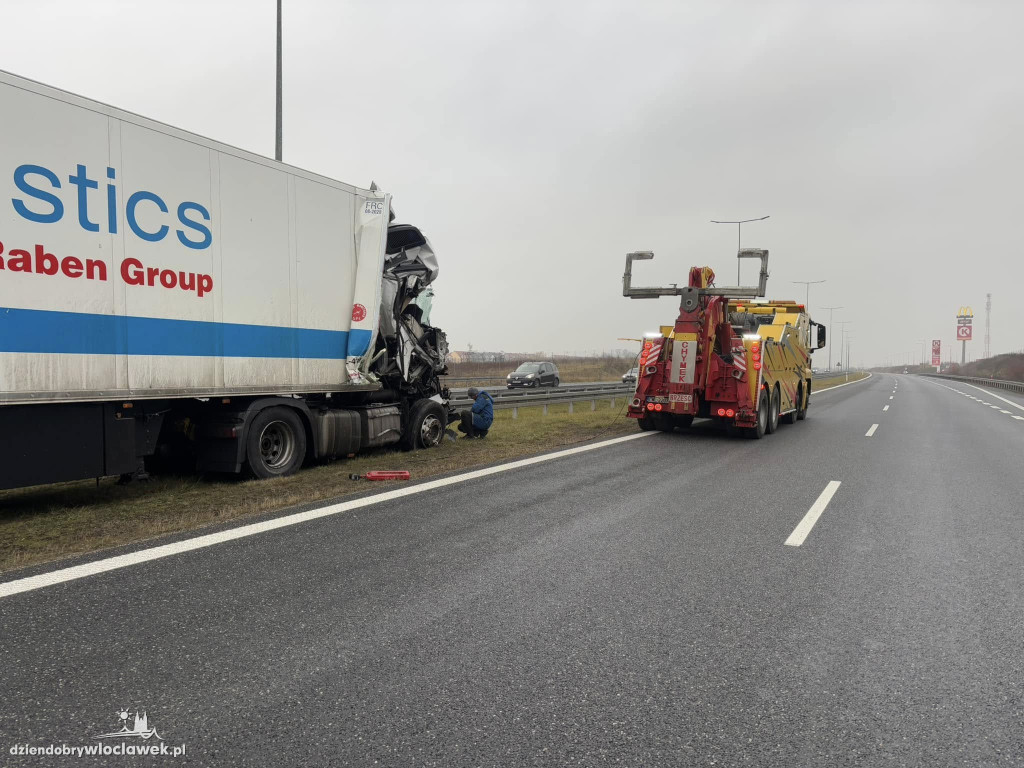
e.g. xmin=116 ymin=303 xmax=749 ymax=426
xmin=4 ymin=0 xmax=1022 ymax=367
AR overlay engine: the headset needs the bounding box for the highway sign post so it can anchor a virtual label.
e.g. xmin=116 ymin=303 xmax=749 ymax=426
xmin=956 ymin=306 xmax=973 ymax=364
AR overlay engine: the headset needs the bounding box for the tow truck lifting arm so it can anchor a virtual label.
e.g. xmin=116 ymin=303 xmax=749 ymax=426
xmin=623 ymin=249 xmax=770 ymax=300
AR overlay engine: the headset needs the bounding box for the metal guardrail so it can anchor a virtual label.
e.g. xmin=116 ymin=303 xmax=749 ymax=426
xmin=450 ymin=383 xmax=631 ymax=410
xmin=448 ymin=372 xmax=862 ymax=412
xmin=917 ymin=373 xmax=1024 ymax=394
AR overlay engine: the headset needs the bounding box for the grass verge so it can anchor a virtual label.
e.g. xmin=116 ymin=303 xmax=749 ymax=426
xmin=0 ymin=403 xmax=635 ymax=574
xmin=814 ymin=371 xmax=869 ymax=390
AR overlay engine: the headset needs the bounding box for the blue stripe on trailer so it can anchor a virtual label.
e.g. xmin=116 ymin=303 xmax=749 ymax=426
xmin=0 ymin=307 xmax=372 ymax=360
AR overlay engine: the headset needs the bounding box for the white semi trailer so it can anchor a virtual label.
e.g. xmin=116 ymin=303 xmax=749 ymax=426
xmin=0 ymin=70 xmax=450 ymax=490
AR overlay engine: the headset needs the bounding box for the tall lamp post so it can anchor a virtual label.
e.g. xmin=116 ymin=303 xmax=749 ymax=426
xmin=792 ymin=280 xmax=826 ymax=314
xmin=275 ymin=0 xmax=283 ymax=161
xmin=711 ymin=216 xmax=770 ymax=283
xmin=835 ymin=321 xmax=852 ymax=370
xmin=822 ymin=305 xmax=843 ymax=372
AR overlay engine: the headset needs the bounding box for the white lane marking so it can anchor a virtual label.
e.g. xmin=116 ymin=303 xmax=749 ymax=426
xmin=1014 ymin=416 xmax=1024 ymax=421
xmin=959 ymin=381 xmax=1024 ymax=412
xmin=785 ymin=481 xmax=842 ymax=547
xmin=883 ymin=405 xmax=890 ymax=411
xmin=0 ymin=431 xmax=656 ymax=599
xmin=889 ymin=396 xmax=894 ymax=400
xmin=1000 ymin=410 xmax=1011 ymax=414
xmin=865 ymin=424 xmax=879 ymax=437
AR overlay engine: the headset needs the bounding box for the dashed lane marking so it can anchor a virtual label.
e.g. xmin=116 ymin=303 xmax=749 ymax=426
xmin=785 ymin=481 xmax=842 ymax=547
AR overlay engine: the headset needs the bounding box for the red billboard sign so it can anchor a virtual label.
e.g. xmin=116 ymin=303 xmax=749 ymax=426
xmin=956 ymin=325 xmax=972 ymax=341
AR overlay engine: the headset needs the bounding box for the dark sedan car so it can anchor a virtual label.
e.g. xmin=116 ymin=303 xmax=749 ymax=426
xmin=507 ymin=362 xmax=560 ymax=388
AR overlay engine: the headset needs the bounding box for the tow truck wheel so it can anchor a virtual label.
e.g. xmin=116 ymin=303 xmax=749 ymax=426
xmin=767 ymin=386 xmax=781 ymax=433
xmin=797 ymin=381 xmax=809 ymax=420
xmin=782 ymin=384 xmax=801 ymax=425
xmin=747 ymin=392 xmax=769 ymax=439
xmin=637 ymin=416 xmax=654 ymax=431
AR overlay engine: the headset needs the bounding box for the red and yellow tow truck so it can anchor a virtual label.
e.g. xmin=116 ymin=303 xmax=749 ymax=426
xmin=622 ymin=248 xmax=826 ymax=438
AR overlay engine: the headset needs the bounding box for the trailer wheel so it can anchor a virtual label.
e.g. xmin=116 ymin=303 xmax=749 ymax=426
xmin=747 ymin=392 xmax=769 ymax=439
xmin=246 ymin=406 xmax=307 ymax=478
xmin=403 ymin=399 xmax=447 ymax=450
xmin=766 ymin=386 xmax=781 ymax=433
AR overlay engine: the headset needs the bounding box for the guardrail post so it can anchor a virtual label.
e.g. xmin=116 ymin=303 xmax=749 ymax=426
xmin=543 ymin=404 xmax=548 ymax=416
xmin=512 ymin=407 xmax=518 ymax=419
xmin=568 ymin=402 xmax=574 ymax=414
xmin=610 ymin=397 xmax=615 ymax=409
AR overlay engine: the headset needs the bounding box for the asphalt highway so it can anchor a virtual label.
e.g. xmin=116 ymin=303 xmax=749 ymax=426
xmin=1 ymin=373 xmax=1021 ymax=766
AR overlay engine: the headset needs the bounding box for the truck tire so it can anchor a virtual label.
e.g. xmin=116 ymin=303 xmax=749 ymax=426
xmin=767 ymin=386 xmax=781 ymax=433
xmin=782 ymin=384 xmax=801 ymax=424
xmin=403 ymin=399 xmax=447 ymax=450
xmin=552 ymin=377 xmax=560 ymax=388
xmin=245 ymin=406 xmax=307 ymax=478
xmin=637 ymin=416 xmax=654 ymax=431
xmin=747 ymin=392 xmax=769 ymax=439
xmin=797 ymin=380 xmax=810 ymax=420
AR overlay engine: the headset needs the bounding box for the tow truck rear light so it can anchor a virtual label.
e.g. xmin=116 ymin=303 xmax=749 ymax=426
xmin=726 ymin=408 xmax=735 ymax=417
xmin=654 ymin=403 xmax=663 ymax=412
xmin=717 ymin=408 xmax=726 ymax=417
xmin=646 ymin=403 xmax=655 ymax=411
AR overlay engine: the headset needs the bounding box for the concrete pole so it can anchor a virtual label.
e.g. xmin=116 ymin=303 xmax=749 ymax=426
xmin=275 ymin=0 xmax=283 ymax=161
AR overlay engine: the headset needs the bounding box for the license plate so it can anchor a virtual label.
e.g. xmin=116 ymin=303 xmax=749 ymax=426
xmin=669 ymin=394 xmax=692 ymax=403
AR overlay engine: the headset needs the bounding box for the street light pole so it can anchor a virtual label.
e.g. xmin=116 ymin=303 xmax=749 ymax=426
xmin=835 ymin=321 xmax=852 ymax=370
xmin=275 ymin=0 xmax=283 ymax=162
xmin=710 ymin=216 xmax=770 ymax=283
xmin=822 ymin=305 xmax=843 ymax=372
xmin=792 ymin=280 xmax=825 ymax=314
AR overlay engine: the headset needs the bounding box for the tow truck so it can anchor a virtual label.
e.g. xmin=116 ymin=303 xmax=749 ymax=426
xmin=622 ymin=248 xmax=826 ymax=438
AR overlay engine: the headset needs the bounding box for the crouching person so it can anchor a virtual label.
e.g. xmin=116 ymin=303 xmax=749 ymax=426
xmin=459 ymin=387 xmax=494 ymax=439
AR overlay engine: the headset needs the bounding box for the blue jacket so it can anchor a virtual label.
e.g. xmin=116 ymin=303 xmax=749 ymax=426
xmin=471 ymin=391 xmax=494 ymax=430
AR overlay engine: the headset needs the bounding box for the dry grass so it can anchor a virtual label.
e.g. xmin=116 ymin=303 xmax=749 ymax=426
xmin=0 ymin=403 xmax=635 ymax=574
xmin=814 ymin=372 xmax=869 ymax=390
